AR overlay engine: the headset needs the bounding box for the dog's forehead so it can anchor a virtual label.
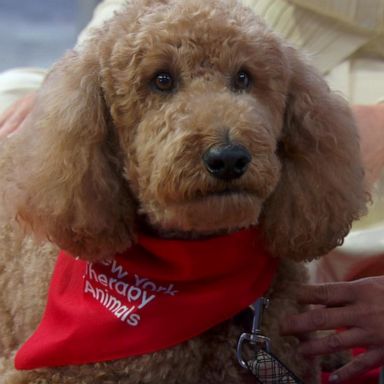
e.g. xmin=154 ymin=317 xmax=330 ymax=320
xmin=108 ymin=0 xmax=275 ymax=72
xmin=117 ymin=0 xmax=267 ymax=49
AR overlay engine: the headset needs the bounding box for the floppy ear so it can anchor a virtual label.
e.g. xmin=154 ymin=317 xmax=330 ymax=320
xmin=260 ymin=48 xmax=368 ymax=261
xmin=3 ymin=50 xmax=135 ymax=260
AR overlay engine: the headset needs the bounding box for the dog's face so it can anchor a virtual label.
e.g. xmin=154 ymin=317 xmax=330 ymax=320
xmin=102 ymin=0 xmax=288 ymax=233
xmin=4 ymin=0 xmax=366 ymax=260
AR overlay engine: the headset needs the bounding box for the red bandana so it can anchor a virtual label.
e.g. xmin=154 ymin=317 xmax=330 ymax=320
xmin=15 ymin=227 xmax=278 ymax=370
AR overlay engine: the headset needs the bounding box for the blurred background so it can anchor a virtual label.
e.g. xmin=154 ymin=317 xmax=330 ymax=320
xmin=0 ymin=0 xmax=100 ymax=71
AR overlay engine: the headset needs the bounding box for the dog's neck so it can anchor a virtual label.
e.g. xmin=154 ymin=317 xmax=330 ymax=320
xmin=137 ymin=215 xmax=246 ymax=240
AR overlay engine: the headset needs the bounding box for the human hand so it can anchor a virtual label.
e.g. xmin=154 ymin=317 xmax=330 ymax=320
xmin=280 ymin=277 xmax=384 ymax=383
xmin=0 ymin=92 xmax=36 ymax=139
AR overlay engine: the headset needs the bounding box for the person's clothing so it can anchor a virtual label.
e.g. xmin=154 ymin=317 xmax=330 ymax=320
xmin=243 ymin=0 xmax=384 ymax=104
xmin=0 ymin=68 xmax=45 ymax=115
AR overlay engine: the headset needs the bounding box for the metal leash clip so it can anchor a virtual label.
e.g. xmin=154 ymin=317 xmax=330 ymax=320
xmin=236 ymin=297 xmax=304 ymax=384
xmin=237 ymin=297 xmax=272 ymax=368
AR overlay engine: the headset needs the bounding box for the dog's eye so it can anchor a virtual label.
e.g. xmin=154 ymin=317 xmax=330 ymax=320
xmin=152 ymin=72 xmax=175 ymax=93
xmin=233 ymin=70 xmax=251 ymax=91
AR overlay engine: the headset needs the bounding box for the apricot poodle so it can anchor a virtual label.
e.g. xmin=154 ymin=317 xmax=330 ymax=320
xmin=0 ymin=0 xmax=367 ymax=383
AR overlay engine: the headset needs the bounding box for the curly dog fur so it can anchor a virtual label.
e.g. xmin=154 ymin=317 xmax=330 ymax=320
xmin=0 ymin=0 xmax=367 ymax=383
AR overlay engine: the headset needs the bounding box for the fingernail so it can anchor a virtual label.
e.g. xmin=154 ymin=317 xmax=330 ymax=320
xmin=329 ymin=374 xmax=339 ymax=383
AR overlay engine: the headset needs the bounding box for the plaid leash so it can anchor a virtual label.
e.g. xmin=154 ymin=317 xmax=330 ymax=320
xmin=236 ymin=298 xmax=304 ymax=384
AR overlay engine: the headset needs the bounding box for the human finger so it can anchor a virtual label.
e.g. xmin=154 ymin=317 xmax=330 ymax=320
xmin=328 ymin=347 xmax=384 ymax=383
xmin=280 ymin=306 xmax=357 ymax=335
xmin=298 ymin=328 xmax=369 ymax=356
xmin=0 ymin=101 xmax=18 ymax=127
xmin=295 ymin=283 xmax=356 ymax=306
xmin=0 ymin=110 xmax=27 ymax=138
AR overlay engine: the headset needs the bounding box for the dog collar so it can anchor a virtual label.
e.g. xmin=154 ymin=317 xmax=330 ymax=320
xmin=15 ymin=227 xmax=279 ymax=369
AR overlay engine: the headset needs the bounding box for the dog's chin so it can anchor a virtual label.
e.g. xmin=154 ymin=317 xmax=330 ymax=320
xmin=145 ymin=191 xmax=262 ymax=235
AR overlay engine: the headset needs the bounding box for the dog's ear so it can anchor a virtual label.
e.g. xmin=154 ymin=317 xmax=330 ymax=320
xmin=3 ymin=50 xmax=135 ymax=260
xmin=260 ymin=48 xmax=368 ymax=261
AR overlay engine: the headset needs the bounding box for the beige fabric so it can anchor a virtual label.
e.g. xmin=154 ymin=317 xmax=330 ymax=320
xmin=0 ymin=68 xmax=45 ymax=115
xmin=243 ymin=0 xmax=372 ymax=74
xmin=290 ymin=0 xmax=384 ymax=34
xmin=243 ymin=0 xmax=384 ymax=104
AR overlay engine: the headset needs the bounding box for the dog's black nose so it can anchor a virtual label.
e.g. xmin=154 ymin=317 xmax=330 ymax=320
xmin=202 ymin=144 xmax=251 ymax=180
